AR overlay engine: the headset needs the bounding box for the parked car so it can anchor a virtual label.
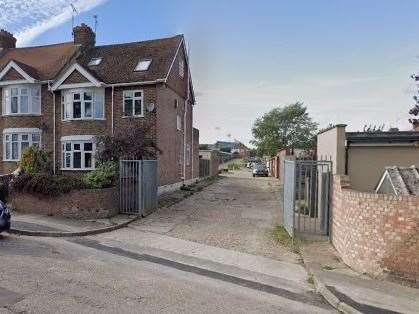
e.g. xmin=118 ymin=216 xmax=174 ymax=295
xmin=0 ymin=201 xmax=11 ymax=233
xmin=252 ymin=164 xmax=269 ymax=177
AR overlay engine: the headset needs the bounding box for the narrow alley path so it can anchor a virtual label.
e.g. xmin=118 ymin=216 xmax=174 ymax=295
xmin=133 ymin=168 xmax=299 ymax=263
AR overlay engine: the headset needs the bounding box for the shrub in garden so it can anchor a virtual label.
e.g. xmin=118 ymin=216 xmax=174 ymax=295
xmin=95 ymin=124 xmax=160 ymax=163
xmin=19 ymin=146 xmax=52 ymax=175
xmin=83 ymin=162 xmax=118 ymax=189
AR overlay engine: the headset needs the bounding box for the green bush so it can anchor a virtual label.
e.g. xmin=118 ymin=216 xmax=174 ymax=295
xmin=23 ymin=173 xmax=61 ymax=196
xmin=11 ymin=173 xmax=86 ymax=197
xmin=54 ymin=175 xmax=86 ymax=193
xmin=20 ymin=146 xmax=52 ymax=175
xmin=83 ymin=162 xmax=117 ymax=189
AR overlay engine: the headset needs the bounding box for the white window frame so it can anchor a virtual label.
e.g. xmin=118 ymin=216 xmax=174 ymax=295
xmin=61 ymin=138 xmax=95 ymax=170
xmin=176 ymin=114 xmax=182 ymax=131
xmin=2 ymin=84 xmax=41 ymax=116
xmin=123 ymin=90 xmax=144 ymax=118
xmin=134 ymin=59 xmax=152 ymax=72
xmin=3 ymin=128 xmax=41 ymax=161
xmin=62 ymin=88 xmax=105 ymax=121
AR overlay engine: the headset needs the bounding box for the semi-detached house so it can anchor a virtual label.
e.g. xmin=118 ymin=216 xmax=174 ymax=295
xmin=0 ymin=24 xmax=199 ymax=189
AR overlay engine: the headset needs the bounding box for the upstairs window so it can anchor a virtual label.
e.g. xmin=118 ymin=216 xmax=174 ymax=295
xmin=62 ymin=88 xmax=104 ymax=120
xmin=123 ymin=90 xmax=143 ymax=117
xmin=134 ymin=59 xmax=152 ymax=72
xmin=88 ymin=57 xmax=103 ymax=66
xmin=2 ymin=85 xmax=41 ymax=115
xmin=3 ymin=129 xmax=41 ymax=161
xmin=179 ymin=59 xmax=185 ymax=78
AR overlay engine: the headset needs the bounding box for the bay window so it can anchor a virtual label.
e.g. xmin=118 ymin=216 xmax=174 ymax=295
xmin=3 ymin=128 xmax=41 ymax=161
xmin=123 ymin=90 xmax=143 ymax=117
xmin=62 ymin=88 xmax=104 ymax=120
xmin=61 ymin=137 xmax=95 ymax=170
xmin=2 ymin=85 xmax=41 ymax=115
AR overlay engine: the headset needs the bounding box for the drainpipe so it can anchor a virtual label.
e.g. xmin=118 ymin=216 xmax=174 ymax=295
xmin=183 ymin=100 xmax=188 ymax=183
xmin=345 ymin=141 xmax=350 ymax=175
xmin=111 ymin=86 xmax=114 ymax=135
xmin=48 ymin=83 xmax=56 ymax=175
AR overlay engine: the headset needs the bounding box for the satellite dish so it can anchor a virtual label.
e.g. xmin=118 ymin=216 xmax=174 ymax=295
xmin=147 ymin=103 xmax=155 ymax=112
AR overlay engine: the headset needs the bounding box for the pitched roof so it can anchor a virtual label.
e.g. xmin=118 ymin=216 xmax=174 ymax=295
xmin=381 ymin=166 xmax=419 ymax=195
xmin=74 ymin=35 xmax=183 ymax=84
xmin=0 ymin=42 xmax=78 ymax=81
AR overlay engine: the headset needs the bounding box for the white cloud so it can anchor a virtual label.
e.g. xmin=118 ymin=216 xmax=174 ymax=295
xmin=0 ymin=0 xmax=108 ymax=47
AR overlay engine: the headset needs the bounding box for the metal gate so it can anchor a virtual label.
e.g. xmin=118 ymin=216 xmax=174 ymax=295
xmin=119 ymin=160 xmax=158 ymax=215
xmin=283 ymin=159 xmax=332 ymax=237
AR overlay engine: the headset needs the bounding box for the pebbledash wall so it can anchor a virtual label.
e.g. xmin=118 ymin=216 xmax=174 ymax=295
xmin=331 ymin=175 xmax=419 ymax=284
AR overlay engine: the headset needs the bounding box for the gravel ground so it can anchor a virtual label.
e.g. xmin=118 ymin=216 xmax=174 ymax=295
xmin=134 ymin=169 xmax=300 ymax=263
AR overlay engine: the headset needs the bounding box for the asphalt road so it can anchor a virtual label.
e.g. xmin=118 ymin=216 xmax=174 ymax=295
xmin=0 ymin=170 xmax=335 ymax=313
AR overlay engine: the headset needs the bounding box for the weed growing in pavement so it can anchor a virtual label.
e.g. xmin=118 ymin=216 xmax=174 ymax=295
xmin=272 ymin=225 xmax=301 ymax=253
xmin=307 ymin=274 xmax=315 ymax=285
xmin=321 ymin=265 xmax=335 ymax=271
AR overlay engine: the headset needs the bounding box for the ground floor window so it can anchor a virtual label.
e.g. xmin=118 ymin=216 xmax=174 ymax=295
xmin=61 ymin=139 xmax=95 ymax=170
xmin=3 ymin=129 xmax=41 ymax=161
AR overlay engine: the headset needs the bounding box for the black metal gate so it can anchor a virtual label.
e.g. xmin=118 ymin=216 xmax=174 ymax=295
xmin=283 ymin=160 xmax=332 ymax=237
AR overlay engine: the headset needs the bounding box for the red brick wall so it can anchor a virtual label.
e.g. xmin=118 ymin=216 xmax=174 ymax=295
xmin=0 ymin=68 xmax=24 ymax=81
xmin=62 ymin=70 xmax=90 ymax=84
xmin=11 ymin=187 xmax=119 ymax=219
xmin=331 ymin=175 xmax=419 ymax=284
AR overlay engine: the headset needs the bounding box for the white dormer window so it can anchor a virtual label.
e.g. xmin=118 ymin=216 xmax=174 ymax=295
xmin=179 ymin=59 xmax=185 ymax=78
xmin=134 ymin=59 xmax=152 ymax=72
xmin=2 ymin=85 xmax=41 ymax=115
xmin=88 ymin=57 xmax=103 ymax=66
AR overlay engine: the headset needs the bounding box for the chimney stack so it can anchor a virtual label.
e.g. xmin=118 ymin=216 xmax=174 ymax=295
xmin=73 ymin=23 xmax=95 ymax=48
xmin=0 ymin=29 xmax=16 ymax=49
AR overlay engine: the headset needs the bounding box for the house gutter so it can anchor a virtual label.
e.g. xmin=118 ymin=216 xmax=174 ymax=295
xmin=107 ymin=79 xmax=165 ymax=88
xmin=48 ymin=83 xmax=56 ymax=175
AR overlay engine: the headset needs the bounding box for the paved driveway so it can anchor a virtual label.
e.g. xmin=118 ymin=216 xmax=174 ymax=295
xmin=133 ymin=168 xmax=298 ymax=263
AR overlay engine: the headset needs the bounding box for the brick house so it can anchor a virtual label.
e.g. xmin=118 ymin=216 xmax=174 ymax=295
xmin=0 ymin=24 xmax=199 ymax=188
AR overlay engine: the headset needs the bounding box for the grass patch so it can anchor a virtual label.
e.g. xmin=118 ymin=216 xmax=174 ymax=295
xmin=272 ymin=225 xmax=301 ymax=253
xmin=307 ymin=274 xmax=315 ymax=285
xmin=321 ymin=265 xmax=335 ymax=271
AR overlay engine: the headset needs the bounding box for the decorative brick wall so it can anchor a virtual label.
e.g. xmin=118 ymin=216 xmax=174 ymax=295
xmin=11 ymin=187 xmax=119 ymax=219
xmin=331 ymin=175 xmax=419 ymax=284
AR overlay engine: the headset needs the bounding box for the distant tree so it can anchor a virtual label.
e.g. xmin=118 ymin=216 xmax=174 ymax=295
xmin=251 ymin=102 xmax=318 ymax=156
xmin=199 ymin=144 xmax=209 ymax=150
xmin=220 ymin=147 xmax=232 ymax=153
xmin=409 ymin=74 xmax=419 ymax=129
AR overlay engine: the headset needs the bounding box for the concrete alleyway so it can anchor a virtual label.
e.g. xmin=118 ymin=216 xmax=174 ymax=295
xmin=132 ymin=168 xmax=299 ymax=263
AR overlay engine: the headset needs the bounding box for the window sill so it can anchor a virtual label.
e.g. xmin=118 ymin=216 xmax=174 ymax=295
xmin=3 ymin=159 xmax=19 ymax=162
xmin=2 ymin=114 xmax=42 ymax=117
xmin=60 ymin=168 xmax=95 ymax=171
xmin=122 ymin=115 xmax=144 ymax=119
xmin=61 ymin=118 xmax=106 ymax=122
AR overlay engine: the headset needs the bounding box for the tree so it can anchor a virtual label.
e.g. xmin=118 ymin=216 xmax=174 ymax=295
xmin=251 ymin=102 xmax=318 ymax=156
xmin=409 ymin=74 xmax=419 ymax=129
xmin=95 ymin=124 xmax=160 ymax=164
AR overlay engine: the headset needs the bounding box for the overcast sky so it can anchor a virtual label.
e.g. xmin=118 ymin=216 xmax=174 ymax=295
xmin=1 ymin=0 xmax=418 ymax=145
